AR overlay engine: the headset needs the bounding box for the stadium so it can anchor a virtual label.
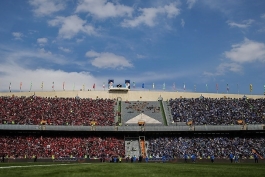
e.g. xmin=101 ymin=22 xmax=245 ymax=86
xmin=1 ymin=85 xmax=264 ymax=165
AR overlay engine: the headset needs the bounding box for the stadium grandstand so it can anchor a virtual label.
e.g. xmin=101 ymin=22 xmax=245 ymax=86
xmin=0 ymin=90 xmax=264 ymax=163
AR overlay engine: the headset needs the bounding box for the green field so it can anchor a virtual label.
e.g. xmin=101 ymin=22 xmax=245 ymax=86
xmin=0 ymin=162 xmax=264 ymax=177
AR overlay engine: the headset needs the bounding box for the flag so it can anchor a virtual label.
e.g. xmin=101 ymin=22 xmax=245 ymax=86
xmin=152 ymin=83 xmax=155 ymax=89
xmin=183 ymin=83 xmax=186 ymax=90
xmin=133 ymin=82 xmax=135 ymax=88
xmin=206 ymin=84 xmax=208 ymax=92
xmin=93 ymin=83 xmax=95 ymax=89
xmin=63 ymin=82 xmax=65 ymax=90
xmin=142 ymin=83 xmax=144 ymax=88
xmin=173 ymin=82 xmax=176 ymax=90
xmin=9 ymin=82 xmax=11 ymax=92
xmin=250 ymin=84 xmax=253 ymax=92
xmin=194 ymin=84 xmax=196 ymax=92
xmin=103 ymin=82 xmax=105 ymax=89
xmin=163 ymin=82 xmax=165 ymax=90
xmin=52 ymin=82 xmax=54 ymax=91
xmin=30 ymin=82 xmax=32 ymax=92
xmin=226 ymin=83 xmax=229 ymax=92
xmin=20 ymin=82 xmax=22 ymax=91
xmin=83 ymin=84 xmax=85 ymax=91
xmin=41 ymin=81 xmax=43 ymax=89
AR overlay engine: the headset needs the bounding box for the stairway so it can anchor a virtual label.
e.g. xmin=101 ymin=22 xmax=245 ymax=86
xmin=139 ymin=136 xmax=146 ymax=157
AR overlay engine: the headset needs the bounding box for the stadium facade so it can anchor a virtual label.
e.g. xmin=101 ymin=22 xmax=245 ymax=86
xmin=0 ymin=90 xmax=264 ymax=163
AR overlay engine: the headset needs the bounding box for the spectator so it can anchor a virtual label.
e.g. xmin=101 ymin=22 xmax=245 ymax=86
xmin=254 ymin=153 xmax=258 ymax=163
xmin=169 ymin=97 xmax=265 ymax=125
xmin=147 ymin=136 xmax=265 ymax=160
xmin=0 ymin=135 xmax=125 ymax=159
xmin=0 ymin=96 xmax=116 ymax=126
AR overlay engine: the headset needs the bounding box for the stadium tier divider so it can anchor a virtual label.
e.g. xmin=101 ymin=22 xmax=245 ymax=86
xmin=0 ymin=124 xmax=264 ymax=131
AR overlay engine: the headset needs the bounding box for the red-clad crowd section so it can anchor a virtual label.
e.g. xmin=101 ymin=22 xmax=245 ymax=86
xmin=0 ymin=135 xmax=125 ymax=159
xmin=0 ymin=96 xmax=116 ymax=126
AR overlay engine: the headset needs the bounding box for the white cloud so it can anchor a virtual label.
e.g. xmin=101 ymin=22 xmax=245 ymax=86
xmin=86 ymin=50 xmax=133 ymax=69
xmin=227 ymin=19 xmax=254 ymax=28
xmin=201 ymin=0 xmax=240 ymax=15
xmin=0 ymin=63 xmax=99 ymax=92
xmin=181 ymin=19 xmax=185 ymax=27
xmin=75 ymin=0 xmax=133 ymax=19
xmin=261 ymin=13 xmax=265 ymax=19
xmin=76 ymin=37 xmax=85 ymax=43
xmin=224 ymin=38 xmax=265 ymax=63
xmin=204 ymin=38 xmax=265 ymax=76
xmin=203 ymin=62 xmax=242 ymax=76
xmin=58 ymin=47 xmax=71 ymax=53
xmin=29 ymin=0 xmax=65 ymax=16
xmin=48 ymin=15 xmax=96 ymax=39
xmin=37 ymin=38 xmax=48 ymax=46
xmin=122 ymin=3 xmax=180 ymax=27
xmin=136 ymin=54 xmax=146 ymax=59
xmin=164 ymin=3 xmax=180 ymax=18
xmin=0 ymin=45 xmax=67 ymax=67
xmin=86 ymin=50 xmax=100 ymax=57
xmin=12 ymin=32 xmax=23 ymax=40
xmin=187 ymin=0 xmax=197 ymax=9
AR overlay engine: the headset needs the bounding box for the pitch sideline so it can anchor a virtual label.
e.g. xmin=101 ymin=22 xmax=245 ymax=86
xmin=0 ymin=163 xmax=91 ymax=169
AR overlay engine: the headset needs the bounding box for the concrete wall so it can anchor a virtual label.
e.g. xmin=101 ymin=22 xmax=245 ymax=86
xmin=0 ymin=90 xmax=264 ymax=101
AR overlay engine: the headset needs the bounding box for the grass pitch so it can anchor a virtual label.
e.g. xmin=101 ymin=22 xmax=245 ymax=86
xmin=0 ymin=162 xmax=264 ymax=177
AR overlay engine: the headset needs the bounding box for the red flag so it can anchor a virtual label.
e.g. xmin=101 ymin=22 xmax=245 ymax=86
xmin=93 ymin=83 xmax=95 ymax=89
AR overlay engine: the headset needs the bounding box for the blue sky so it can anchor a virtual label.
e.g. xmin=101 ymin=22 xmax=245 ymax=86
xmin=0 ymin=0 xmax=265 ymax=95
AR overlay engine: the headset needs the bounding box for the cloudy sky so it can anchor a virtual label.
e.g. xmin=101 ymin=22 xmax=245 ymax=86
xmin=0 ymin=0 xmax=265 ymax=95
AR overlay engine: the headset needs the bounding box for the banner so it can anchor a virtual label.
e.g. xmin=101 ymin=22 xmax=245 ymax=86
xmin=108 ymin=79 xmax=114 ymax=89
xmin=20 ymin=82 xmax=22 ymax=91
xmin=41 ymin=81 xmax=43 ymax=90
xmin=9 ymin=82 xmax=11 ymax=92
xmin=125 ymin=80 xmax=130 ymax=89
xmin=30 ymin=82 xmax=32 ymax=92
xmin=52 ymin=82 xmax=54 ymax=91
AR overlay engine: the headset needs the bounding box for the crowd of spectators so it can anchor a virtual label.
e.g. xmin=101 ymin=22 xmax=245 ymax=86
xmin=169 ymin=97 xmax=265 ymax=125
xmin=0 ymin=135 xmax=125 ymax=159
xmin=0 ymin=96 xmax=116 ymax=126
xmin=124 ymin=101 xmax=160 ymax=114
xmin=147 ymin=136 xmax=265 ymax=159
